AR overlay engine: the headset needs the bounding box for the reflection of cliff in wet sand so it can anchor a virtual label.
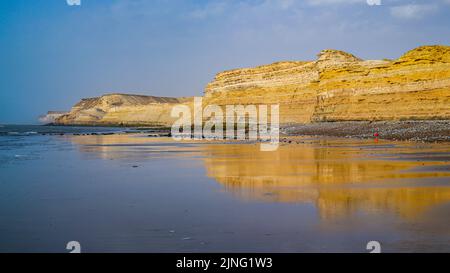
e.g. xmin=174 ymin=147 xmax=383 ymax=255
xmin=66 ymin=134 xmax=450 ymax=221
xmin=200 ymin=138 xmax=450 ymax=220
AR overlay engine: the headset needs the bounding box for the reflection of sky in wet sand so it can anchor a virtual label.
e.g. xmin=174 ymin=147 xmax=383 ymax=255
xmin=69 ymin=135 xmax=450 ymax=221
xmin=71 ymin=135 xmax=204 ymax=161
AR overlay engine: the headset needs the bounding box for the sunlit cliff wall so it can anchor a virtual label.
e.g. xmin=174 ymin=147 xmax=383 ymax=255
xmin=54 ymin=45 xmax=450 ymax=126
xmin=55 ymin=94 xmax=193 ymax=127
xmin=204 ymin=45 xmax=450 ymax=123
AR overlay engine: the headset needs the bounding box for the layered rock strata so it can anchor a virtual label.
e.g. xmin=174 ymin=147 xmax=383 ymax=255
xmin=204 ymin=45 xmax=450 ymax=124
xmin=53 ymin=45 xmax=450 ymax=127
xmin=55 ymin=94 xmax=192 ymax=127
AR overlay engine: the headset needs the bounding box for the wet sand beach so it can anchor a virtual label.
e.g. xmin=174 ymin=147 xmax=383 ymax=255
xmin=0 ymin=131 xmax=449 ymax=252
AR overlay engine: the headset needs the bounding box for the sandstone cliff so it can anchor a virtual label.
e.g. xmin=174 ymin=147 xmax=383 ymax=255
xmin=53 ymin=45 xmax=450 ymax=127
xmin=204 ymin=45 xmax=450 ymax=123
xmin=55 ymin=93 xmax=192 ymax=127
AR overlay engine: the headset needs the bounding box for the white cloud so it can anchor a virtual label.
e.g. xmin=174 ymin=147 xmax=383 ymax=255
xmin=307 ymin=0 xmax=450 ymax=7
xmin=390 ymin=4 xmax=438 ymax=20
xmin=306 ymin=0 xmax=365 ymax=5
xmin=275 ymin=0 xmax=296 ymax=9
xmin=188 ymin=1 xmax=228 ymax=19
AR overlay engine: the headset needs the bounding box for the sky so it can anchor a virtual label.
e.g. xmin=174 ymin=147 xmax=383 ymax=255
xmin=0 ymin=0 xmax=449 ymax=124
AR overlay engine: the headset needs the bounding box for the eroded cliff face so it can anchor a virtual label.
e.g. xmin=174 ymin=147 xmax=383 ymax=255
xmin=204 ymin=45 xmax=450 ymax=123
xmin=54 ymin=45 xmax=450 ymax=127
xmin=55 ymin=94 xmax=192 ymax=126
xmin=204 ymin=61 xmax=319 ymax=123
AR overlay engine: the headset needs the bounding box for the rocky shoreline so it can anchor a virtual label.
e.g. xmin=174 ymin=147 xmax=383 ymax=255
xmin=281 ymin=120 xmax=450 ymax=142
xmin=21 ymin=121 xmax=450 ymax=143
xmin=47 ymin=120 xmax=450 ymax=143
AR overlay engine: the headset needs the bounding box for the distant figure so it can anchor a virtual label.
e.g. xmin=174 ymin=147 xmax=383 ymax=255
xmin=374 ymin=128 xmax=380 ymax=138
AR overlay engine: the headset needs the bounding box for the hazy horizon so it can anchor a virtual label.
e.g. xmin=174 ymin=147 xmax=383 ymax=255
xmin=1 ymin=0 xmax=450 ymax=124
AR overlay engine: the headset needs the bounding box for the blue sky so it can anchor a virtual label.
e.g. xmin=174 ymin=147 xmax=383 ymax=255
xmin=0 ymin=0 xmax=449 ymax=123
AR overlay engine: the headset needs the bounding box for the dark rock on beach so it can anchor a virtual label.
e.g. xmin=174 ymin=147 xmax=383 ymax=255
xmin=282 ymin=120 xmax=450 ymax=142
